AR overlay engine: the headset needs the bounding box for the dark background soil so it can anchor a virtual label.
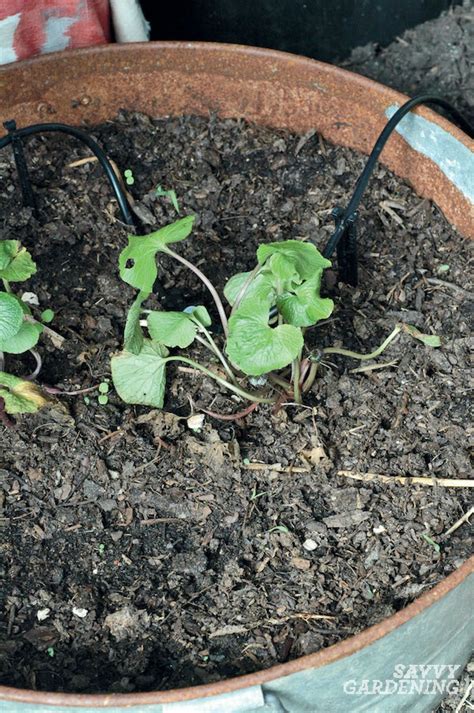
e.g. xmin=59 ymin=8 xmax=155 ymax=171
xmin=0 ymin=3 xmax=473 ymax=706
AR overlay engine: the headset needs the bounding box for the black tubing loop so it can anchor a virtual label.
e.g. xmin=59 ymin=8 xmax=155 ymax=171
xmin=0 ymin=122 xmax=135 ymax=227
xmin=322 ymin=95 xmax=474 ymax=260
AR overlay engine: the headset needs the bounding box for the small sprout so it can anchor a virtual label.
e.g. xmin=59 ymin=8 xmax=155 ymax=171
xmin=422 ymin=533 xmax=441 ymax=553
xmin=156 ymin=185 xmax=180 ymax=213
xmin=98 ymin=543 xmax=106 ymax=555
xmin=436 ymin=264 xmax=450 ymax=274
xmin=98 ymin=394 xmax=109 ymax=405
xmin=40 ymin=308 xmax=55 ymax=323
xmin=402 ymin=323 xmax=441 ymax=348
xmin=83 ymin=396 xmax=90 ymax=405
xmin=250 ymin=485 xmax=267 ymax=501
xmin=242 ymin=458 xmax=250 ymax=465
xmin=268 ymin=525 xmax=290 ymax=534
xmin=98 ymin=382 xmax=109 ymax=394
xmin=124 ymin=169 xmax=135 ymax=186
xmin=47 ymin=646 xmax=55 ymax=658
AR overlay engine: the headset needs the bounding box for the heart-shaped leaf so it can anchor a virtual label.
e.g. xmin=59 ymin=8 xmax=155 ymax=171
xmin=227 ymin=299 xmax=303 ymax=376
xmin=0 ymin=371 xmax=49 ymax=414
xmin=224 ymin=271 xmax=275 ymax=309
xmin=147 ymin=311 xmax=198 ymax=348
xmin=0 ymin=320 xmax=43 ymax=354
xmin=0 ymin=240 xmax=37 ymax=282
xmin=119 ymin=216 xmax=195 ymax=292
xmin=111 ymin=340 xmax=169 ymax=407
xmin=0 ymin=292 xmax=24 ymax=340
xmin=257 ymin=240 xmax=331 ymax=280
xmin=277 ymin=274 xmax=334 ymax=327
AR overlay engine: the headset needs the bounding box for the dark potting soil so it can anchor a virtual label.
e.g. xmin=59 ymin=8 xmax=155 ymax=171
xmin=0 ymin=111 xmax=472 ymax=695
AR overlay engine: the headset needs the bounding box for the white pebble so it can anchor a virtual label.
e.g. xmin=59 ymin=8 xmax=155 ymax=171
xmin=37 ymin=608 xmax=50 ymax=621
xmin=303 ymin=538 xmax=317 ymax=551
xmin=373 ymin=525 xmax=386 ymax=534
xmin=72 ymin=607 xmax=88 ymax=618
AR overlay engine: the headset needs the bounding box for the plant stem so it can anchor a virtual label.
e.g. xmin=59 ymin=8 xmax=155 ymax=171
xmin=2 ymin=280 xmax=11 ymax=293
xmin=194 ymin=333 xmax=237 ymax=384
xmin=163 ymin=356 xmax=275 ymax=404
xmin=322 ymin=325 xmax=402 ymax=361
xmin=231 ymin=264 xmax=263 ymax=314
xmin=164 ymin=247 xmax=229 ymax=336
xmin=269 ymin=373 xmax=292 ymax=392
xmin=302 ymin=362 xmax=319 ymax=393
xmin=292 ymin=357 xmax=302 ymax=404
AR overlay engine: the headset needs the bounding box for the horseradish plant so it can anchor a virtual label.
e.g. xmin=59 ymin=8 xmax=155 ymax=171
xmin=112 ymin=216 xmax=439 ymax=409
xmin=0 ymin=240 xmax=51 ymax=415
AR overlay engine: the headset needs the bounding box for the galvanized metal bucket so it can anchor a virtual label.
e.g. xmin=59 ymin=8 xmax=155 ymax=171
xmin=0 ymin=42 xmax=473 ymax=713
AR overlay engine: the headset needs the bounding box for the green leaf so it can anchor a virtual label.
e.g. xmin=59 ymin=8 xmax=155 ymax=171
xmin=147 ymin=311 xmax=197 ymax=348
xmin=277 ymin=274 xmax=334 ymax=327
xmin=402 ymin=324 xmax=441 ymax=348
xmin=267 ymin=253 xmax=300 ymax=285
xmin=184 ymin=305 xmax=212 ymax=328
xmin=224 ymin=271 xmax=275 ymax=308
xmin=227 ymin=299 xmax=303 ymax=376
xmin=0 ymin=371 xmax=49 ymax=414
xmin=0 ymin=241 xmax=36 ymax=282
xmin=40 ymin=309 xmax=55 ymax=323
xmin=124 ymin=291 xmax=149 ymax=354
xmin=111 ymin=340 xmax=169 ymax=408
xmin=0 ymin=292 xmax=24 ymax=340
xmin=119 ymin=216 xmax=195 ymax=292
xmin=99 ymin=382 xmax=109 ymax=394
xmin=257 ymin=240 xmax=331 ymax=280
xmin=0 ymin=320 xmax=43 ymax=354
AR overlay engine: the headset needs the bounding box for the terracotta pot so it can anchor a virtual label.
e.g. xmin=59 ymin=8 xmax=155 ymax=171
xmin=0 ymin=43 xmax=473 ymax=713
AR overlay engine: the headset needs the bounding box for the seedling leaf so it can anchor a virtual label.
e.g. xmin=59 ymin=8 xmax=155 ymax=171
xmin=0 ymin=292 xmax=24 ymax=340
xmin=257 ymin=240 xmax=331 ymax=280
xmin=227 ymin=299 xmax=303 ymax=376
xmin=119 ymin=216 xmax=195 ymax=292
xmin=0 ymin=320 xmax=43 ymax=354
xmin=147 ymin=311 xmax=198 ymax=348
xmin=277 ymin=274 xmax=334 ymax=327
xmin=0 ymin=241 xmax=36 ymax=282
xmin=0 ymin=371 xmax=49 ymax=414
xmin=111 ymin=340 xmax=169 ymax=408
xmin=184 ymin=305 xmax=212 ymax=328
xmin=402 ymin=324 xmax=441 ymax=348
xmin=124 ymin=291 xmax=149 ymax=354
xmin=41 ymin=309 xmax=55 ymax=323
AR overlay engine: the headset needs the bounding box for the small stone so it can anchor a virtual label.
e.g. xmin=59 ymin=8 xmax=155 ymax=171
xmin=72 ymin=607 xmax=88 ymax=618
xmin=291 ymin=557 xmax=311 ymax=571
xmin=373 ymin=525 xmax=386 ymax=534
xmin=110 ymin=531 xmax=123 ymax=542
xmin=303 ymin=538 xmax=317 ymax=551
xmin=187 ymin=414 xmax=205 ymax=431
xmin=37 ymin=608 xmax=51 ymax=622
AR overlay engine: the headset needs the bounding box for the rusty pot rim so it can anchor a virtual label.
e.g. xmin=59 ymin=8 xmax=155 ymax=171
xmin=0 ymin=41 xmax=472 ymax=707
xmin=0 ymin=557 xmax=472 ymax=707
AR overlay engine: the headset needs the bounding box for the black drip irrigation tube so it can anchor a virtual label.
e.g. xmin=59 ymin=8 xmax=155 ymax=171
xmin=0 ymin=96 xmax=472 ymax=288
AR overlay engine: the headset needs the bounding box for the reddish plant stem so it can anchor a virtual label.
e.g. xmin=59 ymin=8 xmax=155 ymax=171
xmin=200 ymin=401 xmax=259 ymax=421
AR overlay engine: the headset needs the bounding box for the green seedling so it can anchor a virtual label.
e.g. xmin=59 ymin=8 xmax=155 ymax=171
xmin=156 ymin=185 xmax=180 ymax=213
xmin=0 ymin=240 xmax=55 ymax=417
xmin=111 ymin=216 xmax=442 ymax=412
xmin=47 ymin=647 xmax=55 ymax=658
xmin=124 ymin=169 xmax=135 ymax=186
xmin=40 ymin=308 xmax=55 ymax=323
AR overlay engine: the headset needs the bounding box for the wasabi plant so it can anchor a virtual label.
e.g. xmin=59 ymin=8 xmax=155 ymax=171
xmin=112 ymin=216 xmax=440 ymax=411
xmin=0 ymin=240 xmax=52 ymax=416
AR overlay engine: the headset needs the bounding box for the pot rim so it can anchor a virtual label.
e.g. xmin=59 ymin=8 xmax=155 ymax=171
xmin=0 ymin=41 xmax=472 ymax=707
xmin=1 ymin=558 xmax=472 ymax=707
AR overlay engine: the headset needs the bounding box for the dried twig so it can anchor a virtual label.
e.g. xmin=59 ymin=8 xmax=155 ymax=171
xmin=242 ymin=462 xmax=309 ymax=473
xmin=337 ymin=470 xmax=473 ymax=488
xmin=443 ymin=506 xmax=474 ymax=538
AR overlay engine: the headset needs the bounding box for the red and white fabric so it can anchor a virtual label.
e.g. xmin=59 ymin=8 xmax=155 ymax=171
xmin=0 ymin=0 xmax=149 ymax=65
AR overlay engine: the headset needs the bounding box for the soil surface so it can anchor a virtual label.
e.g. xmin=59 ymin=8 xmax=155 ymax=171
xmin=0 ymin=111 xmax=472 ymax=696
xmin=344 ymin=1 xmax=474 ymax=126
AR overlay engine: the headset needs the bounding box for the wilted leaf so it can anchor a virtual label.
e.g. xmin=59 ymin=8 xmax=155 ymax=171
xmin=0 ymin=371 xmax=50 ymax=414
xmin=402 ymin=323 xmax=441 ymax=348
